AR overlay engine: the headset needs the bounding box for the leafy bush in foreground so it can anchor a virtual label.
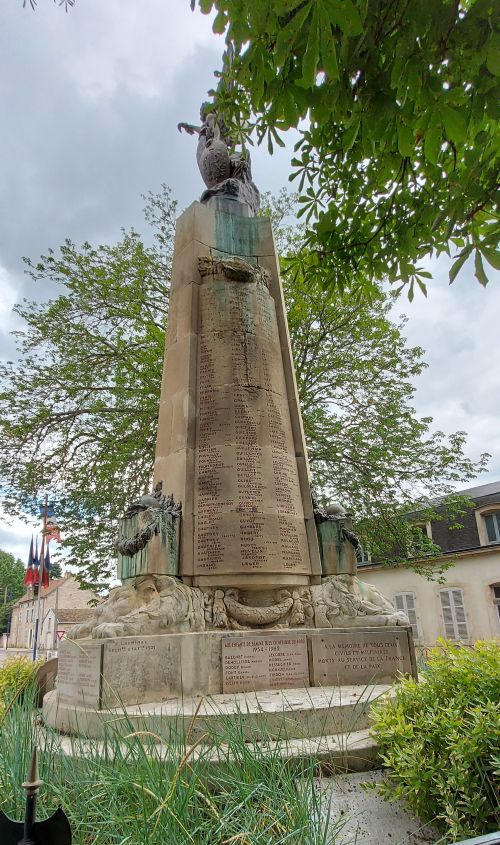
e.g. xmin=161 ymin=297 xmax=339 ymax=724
xmin=0 ymin=656 xmax=41 ymax=718
xmin=371 ymin=639 xmax=500 ymax=840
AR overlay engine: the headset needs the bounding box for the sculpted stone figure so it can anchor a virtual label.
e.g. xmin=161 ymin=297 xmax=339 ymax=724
xmin=67 ymin=575 xmax=205 ymax=640
xmin=178 ymin=102 xmax=260 ymax=215
xmin=311 ymin=574 xmax=409 ymax=629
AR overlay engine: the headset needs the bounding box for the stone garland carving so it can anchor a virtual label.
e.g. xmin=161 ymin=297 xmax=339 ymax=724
xmin=117 ymin=482 xmax=181 ymax=558
xmin=198 ymin=255 xmax=271 ymax=289
xmin=68 ymin=574 xmax=407 ymax=640
xmin=178 ymin=102 xmax=260 ymax=216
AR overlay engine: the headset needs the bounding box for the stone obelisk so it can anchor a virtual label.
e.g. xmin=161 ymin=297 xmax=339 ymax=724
xmin=153 ymin=199 xmax=321 ymax=592
xmin=45 ymin=106 xmax=414 ymax=735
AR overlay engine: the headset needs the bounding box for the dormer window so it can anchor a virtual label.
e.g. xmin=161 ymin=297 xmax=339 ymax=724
xmin=474 ymin=504 xmax=500 ymax=546
xmin=484 ymin=511 xmax=500 ymax=543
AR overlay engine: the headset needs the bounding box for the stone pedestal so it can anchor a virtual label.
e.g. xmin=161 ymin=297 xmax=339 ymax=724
xmin=50 ymin=626 xmax=416 ymax=711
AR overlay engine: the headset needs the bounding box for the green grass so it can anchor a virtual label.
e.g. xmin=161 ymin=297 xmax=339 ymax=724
xmin=0 ymin=689 xmax=346 ymax=845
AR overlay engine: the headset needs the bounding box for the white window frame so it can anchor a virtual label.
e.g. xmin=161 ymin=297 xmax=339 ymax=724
xmin=474 ymin=504 xmax=500 ymax=546
xmin=394 ymin=592 xmax=421 ymax=642
xmin=439 ymin=588 xmax=469 ymax=641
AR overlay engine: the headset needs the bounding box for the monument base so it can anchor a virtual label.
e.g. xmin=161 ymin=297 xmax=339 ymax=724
xmin=50 ymin=626 xmax=415 ymax=711
xmin=42 ymin=682 xmax=390 ymax=746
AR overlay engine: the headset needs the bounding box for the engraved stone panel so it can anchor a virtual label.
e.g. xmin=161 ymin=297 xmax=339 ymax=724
xmin=101 ymin=636 xmax=177 ymax=707
xmin=222 ymin=634 xmax=309 ymax=693
xmin=193 ymin=272 xmax=312 ymax=581
xmin=310 ymin=628 xmax=414 ymax=686
xmin=57 ymin=640 xmax=102 ymax=708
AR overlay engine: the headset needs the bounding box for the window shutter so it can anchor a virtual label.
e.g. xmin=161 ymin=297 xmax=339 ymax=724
xmin=440 ymin=589 xmax=469 ymax=640
xmin=452 ymin=589 xmax=469 ymax=639
xmin=394 ymin=592 xmax=420 ymax=641
xmin=440 ymin=590 xmax=456 ymax=638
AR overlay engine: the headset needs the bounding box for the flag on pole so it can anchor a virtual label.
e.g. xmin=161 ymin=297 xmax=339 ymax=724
xmin=44 ymin=517 xmax=62 ymax=544
xmin=33 ymin=538 xmax=40 ymax=585
xmin=42 ymin=546 xmax=51 ymax=588
xmin=24 ymin=536 xmax=35 ymax=586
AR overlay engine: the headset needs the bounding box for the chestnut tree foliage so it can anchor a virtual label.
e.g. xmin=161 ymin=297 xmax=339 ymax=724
xmin=0 ymin=187 xmax=488 ymax=586
xmin=196 ymin=0 xmax=500 ymax=298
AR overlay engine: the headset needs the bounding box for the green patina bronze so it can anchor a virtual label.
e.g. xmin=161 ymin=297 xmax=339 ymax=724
xmin=117 ymin=510 xmax=180 ymax=582
xmin=316 ymin=519 xmax=356 ymax=576
xmin=213 ymin=208 xmax=261 ymax=258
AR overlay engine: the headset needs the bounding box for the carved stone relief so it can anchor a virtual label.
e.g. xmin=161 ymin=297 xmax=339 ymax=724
xmin=68 ymin=574 xmax=408 ymax=640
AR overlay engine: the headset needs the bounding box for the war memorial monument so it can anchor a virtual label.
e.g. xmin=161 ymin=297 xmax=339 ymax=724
xmin=44 ymin=106 xmax=416 ymax=751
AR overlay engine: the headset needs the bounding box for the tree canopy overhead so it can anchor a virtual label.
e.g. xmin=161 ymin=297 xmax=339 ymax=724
xmin=197 ymin=0 xmax=500 ymax=298
xmin=0 ymin=187 xmax=487 ymax=585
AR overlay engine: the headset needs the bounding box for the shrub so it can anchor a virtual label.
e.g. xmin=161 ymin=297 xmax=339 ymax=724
xmin=0 ymin=656 xmax=41 ymax=718
xmin=370 ymin=639 xmax=500 ymax=840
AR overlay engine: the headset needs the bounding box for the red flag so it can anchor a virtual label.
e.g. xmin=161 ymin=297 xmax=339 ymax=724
xmin=24 ymin=537 xmax=35 ymax=586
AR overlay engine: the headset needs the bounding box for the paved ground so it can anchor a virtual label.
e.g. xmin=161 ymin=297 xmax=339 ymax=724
xmin=316 ymin=771 xmax=442 ymax=845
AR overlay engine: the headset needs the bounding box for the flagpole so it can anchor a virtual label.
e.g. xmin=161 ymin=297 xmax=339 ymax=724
xmin=52 ymin=581 xmax=59 ymax=653
xmin=32 ymin=495 xmax=48 ymax=662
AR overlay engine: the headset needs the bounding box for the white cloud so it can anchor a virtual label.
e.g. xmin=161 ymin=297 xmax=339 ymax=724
xmin=393 ymin=254 xmax=500 ymax=482
xmin=0 ymin=266 xmax=17 ymax=328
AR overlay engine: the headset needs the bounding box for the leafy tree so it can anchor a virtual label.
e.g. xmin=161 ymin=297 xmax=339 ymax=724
xmin=196 ymin=0 xmax=500 ymax=298
xmin=0 ymin=187 xmax=487 ymax=586
xmin=49 ymin=560 xmax=63 ymax=579
xmin=0 ymin=550 xmax=26 ymax=634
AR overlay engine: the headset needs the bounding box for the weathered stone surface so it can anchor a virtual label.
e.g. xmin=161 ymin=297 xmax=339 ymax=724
xmin=222 ymin=634 xmax=309 ymax=693
xmin=66 ymin=576 xmax=204 ymax=641
xmin=56 ymin=627 xmax=414 ymax=710
xmin=311 ymin=575 xmax=409 ymax=628
xmin=57 ymin=640 xmax=102 ymax=708
xmin=310 ymin=628 xmax=414 ymax=685
xmin=43 ymin=682 xmax=392 ymax=747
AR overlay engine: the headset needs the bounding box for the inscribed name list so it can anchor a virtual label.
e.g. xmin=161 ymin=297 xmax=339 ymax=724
xmin=222 ymin=634 xmax=309 ymax=693
xmin=310 ymin=630 xmax=412 ymax=685
xmin=57 ymin=640 xmax=102 ymax=708
xmin=194 ymin=276 xmax=311 ymax=577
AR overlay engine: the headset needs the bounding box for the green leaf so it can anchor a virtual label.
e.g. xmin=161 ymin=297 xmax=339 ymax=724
xmin=319 ymin=5 xmax=339 ymax=80
xmin=449 ymin=248 xmax=471 ymax=284
xmin=440 ymin=105 xmax=467 ymax=144
xmin=212 ymin=11 xmax=227 ymax=34
xmin=424 ymin=112 xmax=442 ymax=165
xmin=397 ymin=121 xmax=413 ymax=157
xmin=486 ymin=43 xmax=500 ymax=76
xmin=482 ymin=247 xmax=500 ymax=271
xmin=199 ymin=0 xmax=214 ymax=12
xmin=301 ymin=6 xmax=320 ymax=87
xmin=325 ymin=0 xmax=363 ymax=35
xmin=474 ymin=249 xmax=489 ymax=287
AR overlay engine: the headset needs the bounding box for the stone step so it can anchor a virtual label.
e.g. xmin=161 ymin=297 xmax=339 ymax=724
xmin=43 ymin=683 xmax=392 ymax=743
xmin=49 ymin=726 xmax=379 ymax=773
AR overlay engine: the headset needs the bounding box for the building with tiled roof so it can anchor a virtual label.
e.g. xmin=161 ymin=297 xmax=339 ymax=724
xmin=9 ymin=575 xmax=97 ymax=651
xmin=358 ymin=481 xmax=500 ymax=648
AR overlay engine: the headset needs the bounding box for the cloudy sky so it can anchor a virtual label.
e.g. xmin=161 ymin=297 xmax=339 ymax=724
xmin=1 ymin=0 xmax=498 ymax=564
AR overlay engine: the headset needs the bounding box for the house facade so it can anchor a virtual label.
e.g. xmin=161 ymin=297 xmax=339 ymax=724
xmin=9 ymin=575 xmax=96 ymax=651
xmin=359 ymin=480 xmax=500 ymax=649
